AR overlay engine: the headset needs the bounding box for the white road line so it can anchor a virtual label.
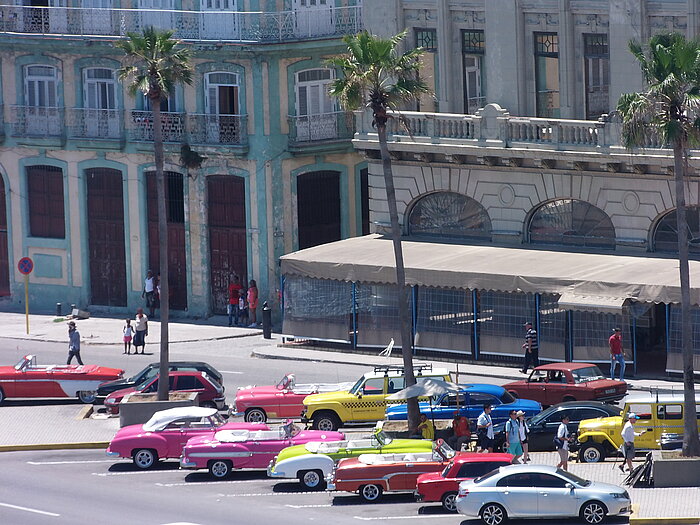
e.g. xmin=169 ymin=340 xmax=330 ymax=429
xmin=353 ymin=516 xmax=455 ymax=521
xmin=220 ymin=370 xmax=244 ymax=374
xmin=156 ymin=479 xmax=263 ymax=487
xmin=93 ymin=470 xmax=175 ymax=477
xmin=0 ymin=502 xmax=60 ymax=517
xmin=285 ymin=504 xmax=332 ymax=509
xmin=28 ymin=459 xmax=116 ymax=465
xmin=218 ymin=491 xmax=341 ymax=497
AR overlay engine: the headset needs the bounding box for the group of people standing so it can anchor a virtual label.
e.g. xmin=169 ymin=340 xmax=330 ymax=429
xmin=476 ymin=404 xmax=532 ymax=464
xmin=227 ymin=275 xmax=259 ymax=328
xmin=122 ymin=308 xmax=149 ymax=355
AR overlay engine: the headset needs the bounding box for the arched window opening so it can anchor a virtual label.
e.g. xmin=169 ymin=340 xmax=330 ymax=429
xmin=653 ymin=206 xmax=700 ymax=255
xmin=528 ymin=199 xmax=615 ymax=248
xmin=408 ymin=191 xmax=492 ymax=240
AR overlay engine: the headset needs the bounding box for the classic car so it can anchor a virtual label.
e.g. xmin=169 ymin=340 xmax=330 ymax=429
xmin=491 ymin=400 xmax=622 ymax=453
xmin=180 ymin=422 xmax=344 ymax=478
xmin=329 ymin=440 xmax=458 ymax=503
xmin=502 ymin=363 xmax=627 ymax=406
xmin=234 ymin=373 xmax=354 ymax=423
xmin=455 ymin=464 xmax=631 ymax=525
xmin=576 ymin=393 xmax=700 ymax=462
xmin=104 ymin=371 xmax=225 ymax=414
xmin=415 ymin=453 xmax=514 ymax=512
xmin=97 ymin=361 xmax=224 ymax=401
xmin=267 ymin=429 xmax=435 ymax=490
xmin=106 ymin=406 xmax=268 ymax=469
xmin=0 ymin=354 xmax=123 ymax=404
xmin=385 ymin=384 xmax=541 ymax=424
xmin=301 ymin=364 xmax=451 ymax=431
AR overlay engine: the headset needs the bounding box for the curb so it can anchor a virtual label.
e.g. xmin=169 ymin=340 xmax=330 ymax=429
xmin=0 ymin=442 xmax=109 ymax=452
xmin=2 ymin=331 xmax=262 ymax=346
xmin=630 ymin=519 xmax=699 ymax=524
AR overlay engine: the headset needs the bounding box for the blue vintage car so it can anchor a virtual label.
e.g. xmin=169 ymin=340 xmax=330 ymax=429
xmin=384 ymin=383 xmax=541 ymax=424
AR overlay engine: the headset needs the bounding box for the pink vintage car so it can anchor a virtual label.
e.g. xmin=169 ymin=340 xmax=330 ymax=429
xmin=106 ymin=406 xmax=269 ymax=469
xmin=234 ymin=373 xmax=353 ymax=422
xmin=180 ymin=422 xmax=345 ymax=478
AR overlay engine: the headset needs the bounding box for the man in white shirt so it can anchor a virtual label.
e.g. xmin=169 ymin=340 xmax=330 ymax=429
xmin=620 ymin=413 xmax=639 ymax=473
xmin=476 ymin=404 xmax=494 ymax=453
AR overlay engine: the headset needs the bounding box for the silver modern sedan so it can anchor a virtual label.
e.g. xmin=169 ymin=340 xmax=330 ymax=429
xmin=455 ymin=464 xmax=631 ymax=525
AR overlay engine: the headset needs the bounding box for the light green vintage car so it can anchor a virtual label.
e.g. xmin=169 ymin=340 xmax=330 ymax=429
xmin=267 ymin=429 xmax=436 ymax=490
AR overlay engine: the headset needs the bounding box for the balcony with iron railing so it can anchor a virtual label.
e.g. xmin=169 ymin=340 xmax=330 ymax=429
xmin=186 ymin=114 xmax=248 ymax=147
xmin=10 ymin=105 xmax=63 ymax=139
xmin=0 ymin=4 xmax=362 ymax=42
xmin=129 ymin=110 xmax=186 ymax=143
xmin=288 ymin=111 xmax=354 ymax=149
xmin=67 ymin=108 xmax=123 ymax=141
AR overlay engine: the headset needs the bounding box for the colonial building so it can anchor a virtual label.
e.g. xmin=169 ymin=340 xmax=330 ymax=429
xmin=279 ymin=0 xmax=700 ymax=376
xmin=0 ymin=0 xmax=367 ymax=317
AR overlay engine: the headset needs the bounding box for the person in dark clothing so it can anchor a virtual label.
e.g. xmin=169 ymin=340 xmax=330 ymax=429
xmin=521 ymin=321 xmax=539 ymax=373
xmin=67 ymin=321 xmax=83 ymax=365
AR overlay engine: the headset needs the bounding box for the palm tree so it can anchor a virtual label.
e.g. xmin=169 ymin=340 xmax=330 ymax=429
xmin=617 ymin=32 xmax=700 ymax=456
xmin=117 ymin=27 xmax=193 ymax=401
xmin=327 ymin=30 xmax=431 ymax=430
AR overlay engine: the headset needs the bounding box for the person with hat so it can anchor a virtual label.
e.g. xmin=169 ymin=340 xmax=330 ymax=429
xmin=448 ymin=411 xmax=471 ymax=451
xmin=66 ymin=321 xmax=83 ymax=365
xmin=520 ymin=321 xmax=539 ymax=374
xmin=620 ymin=413 xmax=642 ymax=473
xmin=504 ymin=409 xmax=523 ymax=464
xmin=609 ymin=327 xmax=625 ymax=381
xmin=516 ymin=410 xmax=530 ymax=462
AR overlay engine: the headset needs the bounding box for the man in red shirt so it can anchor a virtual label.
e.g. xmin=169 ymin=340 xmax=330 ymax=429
xmin=228 ymin=275 xmax=243 ymax=327
xmin=609 ymin=327 xmax=625 ymax=381
xmin=448 ymin=411 xmax=471 ymax=451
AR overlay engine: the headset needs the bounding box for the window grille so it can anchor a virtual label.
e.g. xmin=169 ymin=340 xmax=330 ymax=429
xmin=415 ymin=287 xmax=474 ymax=354
xmin=408 ymin=191 xmax=492 ymax=239
xmin=415 ymin=28 xmax=437 ymax=51
xmin=528 ymin=199 xmax=616 ymax=248
xmin=462 ymin=30 xmax=485 ymax=54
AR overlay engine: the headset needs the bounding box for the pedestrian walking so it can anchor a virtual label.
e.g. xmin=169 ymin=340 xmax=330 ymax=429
xmin=66 ymin=321 xmax=83 ymax=365
xmin=123 ymin=319 xmax=134 ymax=355
xmin=410 ymin=413 xmax=435 ymax=440
xmin=609 ymin=327 xmax=626 ymax=381
xmin=520 ymin=321 xmax=539 ymax=374
xmin=247 ymin=279 xmax=259 ymax=327
xmin=448 ymin=411 xmax=471 ymax=451
xmin=227 ymin=275 xmax=242 ymax=327
xmin=555 ymin=414 xmax=572 ymax=471
xmin=619 ymin=413 xmax=643 ymax=473
xmin=504 ymin=410 xmax=523 ymax=464
xmin=142 ymin=270 xmax=157 ymax=318
xmin=476 ymin=404 xmax=495 ymax=453
xmin=133 ymin=308 xmax=148 ymax=355
xmin=517 ymin=410 xmax=530 ymax=462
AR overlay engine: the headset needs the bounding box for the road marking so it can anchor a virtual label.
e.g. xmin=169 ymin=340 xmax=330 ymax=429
xmin=285 ymin=504 xmax=332 ymax=509
xmin=0 ymin=502 xmax=60 ymax=517
xmin=93 ymin=470 xmax=173 ymax=477
xmin=28 ymin=459 xmax=116 ymax=465
xmin=220 ymin=370 xmax=244 ymax=374
xmin=353 ymin=516 xmax=455 ymax=521
xmin=156 ymin=479 xmax=263 ymax=487
xmin=218 ymin=491 xmax=341 ymax=497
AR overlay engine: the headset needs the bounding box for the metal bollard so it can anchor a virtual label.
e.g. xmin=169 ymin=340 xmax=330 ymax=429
xmin=56 ymin=303 xmax=62 ymax=316
xmin=262 ymin=301 xmax=272 ymax=339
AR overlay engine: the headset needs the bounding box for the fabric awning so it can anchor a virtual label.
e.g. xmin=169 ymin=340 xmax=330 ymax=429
xmin=280 ymin=234 xmax=700 ymax=305
xmin=557 ymin=293 xmax=627 ymax=314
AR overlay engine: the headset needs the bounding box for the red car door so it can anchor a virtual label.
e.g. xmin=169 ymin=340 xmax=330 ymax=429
xmin=524 ymin=371 xmax=547 ymax=404
xmin=541 ymin=370 xmax=569 ymax=405
xmin=396 ymin=462 xmax=442 ymax=490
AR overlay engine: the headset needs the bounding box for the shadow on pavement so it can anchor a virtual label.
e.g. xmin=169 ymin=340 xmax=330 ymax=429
xmin=183 ymin=470 xmax=270 ymax=483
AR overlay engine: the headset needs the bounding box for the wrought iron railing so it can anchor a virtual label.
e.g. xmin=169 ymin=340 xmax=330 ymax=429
xmin=67 ymin=108 xmax=123 ymax=140
xmin=0 ymin=4 xmax=362 ymax=42
xmin=187 ymin=114 xmax=248 ymax=146
xmin=10 ymin=105 xmax=63 ymax=138
xmin=288 ymin=111 xmax=353 ymax=145
xmin=129 ymin=110 xmax=185 ymax=143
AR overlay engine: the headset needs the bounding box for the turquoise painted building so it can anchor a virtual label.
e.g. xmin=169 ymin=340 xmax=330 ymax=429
xmin=0 ymin=0 xmax=368 ymax=317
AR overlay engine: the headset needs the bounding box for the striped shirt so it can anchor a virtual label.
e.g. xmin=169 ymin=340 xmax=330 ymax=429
xmin=525 ymin=328 xmax=538 ymax=350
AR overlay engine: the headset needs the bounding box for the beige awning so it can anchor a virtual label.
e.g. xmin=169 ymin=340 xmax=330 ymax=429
xmin=557 ymin=293 xmax=627 ymax=314
xmin=280 ymin=234 xmax=700 ymax=305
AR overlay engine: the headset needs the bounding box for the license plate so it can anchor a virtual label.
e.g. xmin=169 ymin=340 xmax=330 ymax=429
xmin=605 ymin=388 xmax=615 ymax=394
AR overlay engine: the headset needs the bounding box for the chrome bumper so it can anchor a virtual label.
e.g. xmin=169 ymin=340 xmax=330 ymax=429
xmin=180 ymin=457 xmax=197 ymax=469
xmin=105 ymin=450 xmax=120 ymax=457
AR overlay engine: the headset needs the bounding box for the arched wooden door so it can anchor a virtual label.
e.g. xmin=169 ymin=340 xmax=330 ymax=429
xmin=208 ymin=175 xmax=247 ymax=314
xmin=0 ymin=176 xmax=9 ymax=296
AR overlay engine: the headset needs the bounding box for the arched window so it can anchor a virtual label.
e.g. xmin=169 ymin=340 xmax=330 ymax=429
xmin=528 ymin=199 xmax=615 ymax=248
xmin=653 ymin=206 xmax=700 ymax=254
xmin=408 ymin=191 xmax=492 ymax=240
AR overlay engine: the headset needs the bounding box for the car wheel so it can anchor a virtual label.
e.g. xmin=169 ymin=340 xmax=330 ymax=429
xmin=312 ymin=412 xmax=340 ymax=432
xmin=579 ymin=443 xmax=606 ymax=463
xmin=580 ymin=501 xmax=607 ymax=524
xmin=494 ymin=439 xmax=507 ymax=453
xmin=480 ymin=502 xmax=507 ymax=525
xmin=78 ymin=390 xmax=96 ymax=404
xmin=132 ymin=449 xmax=158 ymax=469
xmin=299 ymin=469 xmax=326 ymax=491
xmin=200 ymin=401 xmax=217 ymax=409
xmin=359 ymin=484 xmax=383 ymax=503
xmin=244 ymin=408 xmax=267 ymax=423
xmin=209 ymin=459 xmax=232 ymax=479
xmin=441 ymin=491 xmax=458 ymax=513
xmin=0 ymin=387 xmax=5 ymax=404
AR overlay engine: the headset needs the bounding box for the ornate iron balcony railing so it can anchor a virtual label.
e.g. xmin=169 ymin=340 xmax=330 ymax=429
xmin=10 ymin=105 xmax=64 ymax=138
xmin=288 ymin=111 xmax=354 ymax=145
xmin=67 ymin=108 xmax=123 ymax=140
xmin=187 ymin=113 xmax=248 ymax=146
xmin=129 ymin=110 xmax=185 ymax=143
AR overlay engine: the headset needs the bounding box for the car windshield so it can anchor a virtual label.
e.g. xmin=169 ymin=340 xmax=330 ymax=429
xmin=211 ymin=413 xmax=226 ymax=427
xmin=529 ymin=407 xmax=554 ymax=425
xmin=500 ymin=390 xmax=515 ymax=404
xmin=130 ymin=366 xmax=156 ymax=384
xmin=557 ymin=468 xmax=591 ymax=487
xmin=441 ymin=460 xmax=454 ymax=477
xmin=571 ymin=366 xmax=605 ymax=383
xmin=474 ymin=468 xmax=501 ymax=484
xmin=349 ymin=376 xmax=366 ymax=395
xmin=434 ymin=440 xmax=456 ymax=460
xmin=372 ymin=430 xmax=393 ymax=447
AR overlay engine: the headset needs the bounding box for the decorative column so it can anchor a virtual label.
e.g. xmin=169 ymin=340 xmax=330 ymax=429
xmin=558 ymin=0 xmax=576 ymax=118
xmin=436 ymin=0 xmax=452 ymax=112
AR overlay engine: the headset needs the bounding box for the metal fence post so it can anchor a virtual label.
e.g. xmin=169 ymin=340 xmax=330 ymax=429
xmin=352 ymin=282 xmax=357 ymax=349
xmin=632 ymin=316 xmax=637 ymax=376
xmin=472 ymin=290 xmax=479 ymax=360
xmin=411 ymin=286 xmax=418 ymax=355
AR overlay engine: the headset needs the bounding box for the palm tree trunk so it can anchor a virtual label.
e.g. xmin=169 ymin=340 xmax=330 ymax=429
xmin=672 ymin=142 xmax=700 ymax=456
xmin=152 ymin=95 xmax=171 ymax=402
xmin=376 ymin=120 xmax=419 ymax=432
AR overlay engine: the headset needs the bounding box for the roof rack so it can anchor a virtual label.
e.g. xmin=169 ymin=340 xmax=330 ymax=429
xmin=373 ymin=363 xmax=433 ymax=374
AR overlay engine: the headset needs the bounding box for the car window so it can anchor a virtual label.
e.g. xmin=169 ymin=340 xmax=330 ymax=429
xmin=499 ymin=390 xmax=515 ymax=404
xmin=574 ymin=408 xmax=609 ymax=421
xmin=497 ymin=473 xmax=534 ymax=487
xmin=571 ymin=366 xmax=605 ymax=383
xmin=470 ymin=392 xmax=499 ymax=406
xmin=387 ymin=377 xmax=405 ymax=394
xmin=362 ymin=378 xmax=385 ymax=394
xmin=657 ymin=404 xmax=683 ymax=420
xmin=132 ymin=366 xmax=156 ymax=384
xmin=532 ymin=473 xmax=567 ymax=488
xmin=545 ymin=408 xmax=573 ymax=424
xmin=456 ymin=462 xmax=506 ymax=479
xmin=627 ymin=403 xmax=652 ymax=421
xmin=443 ymin=393 xmax=467 ymax=407
xmin=177 ymin=375 xmax=203 ymax=390
xmin=144 ymin=376 xmax=175 ymax=393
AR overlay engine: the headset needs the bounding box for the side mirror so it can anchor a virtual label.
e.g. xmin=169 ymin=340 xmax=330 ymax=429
xmin=565 ymin=483 xmax=574 ymax=490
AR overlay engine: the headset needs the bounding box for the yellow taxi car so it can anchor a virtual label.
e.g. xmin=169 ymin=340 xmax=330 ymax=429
xmin=576 ymin=392 xmax=700 ymax=462
xmin=300 ymin=364 xmax=451 ymax=431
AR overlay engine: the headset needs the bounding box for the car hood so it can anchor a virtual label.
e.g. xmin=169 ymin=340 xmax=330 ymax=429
xmin=303 ymin=390 xmax=352 ymax=405
xmin=106 ymin=386 xmax=138 ymax=401
xmin=274 ymin=438 xmax=434 ymax=464
xmin=416 ymin=471 xmax=443 ymax=484
xmin=236 ymin=385 xmax=280 ymax=398
xmin=585 ymin=480 xmax=629 ymax=493
xmin=578 ymin=416 xmax=622 ymax=432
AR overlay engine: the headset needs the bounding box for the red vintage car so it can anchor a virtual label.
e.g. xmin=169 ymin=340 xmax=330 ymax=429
xmin=0 ymin=355 xmax=124 ymax=404
xmin=503 ymin=363 xmax=627 ymax=407
xmin=234 ymin=373 xmax=353 ymax=423
xmin=415 ymin=453 xmax=513 ymax=512
xmin=329 ymin=440 xmax=459 ymax=503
